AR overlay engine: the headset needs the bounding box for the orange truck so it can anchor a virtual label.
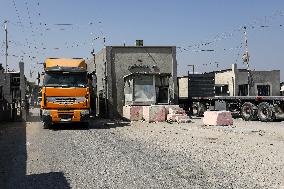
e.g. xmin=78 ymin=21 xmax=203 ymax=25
xmin=40 ymin=58 xmax=92 ymax=128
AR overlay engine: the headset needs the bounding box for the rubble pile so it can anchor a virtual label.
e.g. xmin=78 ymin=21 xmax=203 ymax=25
xmin=123 ymin=105 xmax=191 ymax=123
xmin=166 ymin=106 xmax=191 ymax=123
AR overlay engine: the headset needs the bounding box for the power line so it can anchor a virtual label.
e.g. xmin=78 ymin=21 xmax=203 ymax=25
xmin=178 ymin=10 xmax=284 ymax=53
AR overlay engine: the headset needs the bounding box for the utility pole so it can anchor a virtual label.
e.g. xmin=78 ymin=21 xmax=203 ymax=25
xmin=242 ymin=26 xmax=250 ymax=96
xmin=4 ymin=20 xmax=8 ymax=73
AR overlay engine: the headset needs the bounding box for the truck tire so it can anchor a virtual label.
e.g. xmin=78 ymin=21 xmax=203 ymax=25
xmin=241 ymin=102 xmax=257 ymax=121
xmin=257 ymin=102 xmax=275 ymax=122
xmin=191 ymin=102 xmax=206 ymax=116
xmin=81 ymin=122 xmax=89 ymax=128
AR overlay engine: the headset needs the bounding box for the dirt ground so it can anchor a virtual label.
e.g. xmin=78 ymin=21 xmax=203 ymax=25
xmin=115 ymin=118 xmax=284 ymax=188
xmin=1 ymin=109 xmax=284 ymax=188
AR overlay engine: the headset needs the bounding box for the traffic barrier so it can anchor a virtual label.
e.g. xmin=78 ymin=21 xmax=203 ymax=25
xmin=203 ymin=111 xmax=233 ymax=126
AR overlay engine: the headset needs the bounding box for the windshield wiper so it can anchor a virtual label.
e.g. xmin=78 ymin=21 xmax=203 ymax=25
xmin=77 ymin=84 xmax=86 ymax=87
xmin=60 ymin=84 xmax=69 ymax=88
xmin=44 ymin=84 xmax=69 ymax=87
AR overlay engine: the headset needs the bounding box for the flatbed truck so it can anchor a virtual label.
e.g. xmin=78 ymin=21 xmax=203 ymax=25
xmin=178 ymin=73 xmax=284 ymax=122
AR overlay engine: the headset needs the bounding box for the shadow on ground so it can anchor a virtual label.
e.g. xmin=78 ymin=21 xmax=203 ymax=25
xmin=48 ymin=118 xmax=131 ymax=131
xmin=89 ymin=119 xmax=131 ymax=129
xmin=0 ymin=114 xmax=70 ymax=188
xmin=51 ymin=122 xmax=90 ymax=131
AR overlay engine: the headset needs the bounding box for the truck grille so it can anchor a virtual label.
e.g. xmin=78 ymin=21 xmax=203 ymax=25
xmin=55 ymin=97 xmax=76 ymax=104
xmin=59 ymin=114 xmax=73 ymax=119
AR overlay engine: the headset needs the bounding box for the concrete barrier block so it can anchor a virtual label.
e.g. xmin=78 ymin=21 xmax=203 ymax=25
xmin=168 ymin=108 xmax=186 ymax=115
xmin=177 ymin=118 xmax=191 ymax=123
xmin=203 ymin=111 xmax=233 ymax=126
xmin=164 ymin=105 xmax=182 ymax=114
xmin=167 ymin=113 xmax=183 ymax=121
xmin=167 ymin=113 xmax=178 ymax=121
xmin=167 ymin=113 xmax=191 ymax=123
xmin=143 ymin=105 xmax=166 ymax=122
xmin=176 ymin=115 xmax=191 ymax=123
xmin=123 ymin=105 xmax=143 ymax=121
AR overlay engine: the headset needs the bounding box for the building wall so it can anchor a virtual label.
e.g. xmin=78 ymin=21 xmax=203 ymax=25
xmin=215 ymin=70 xmax=235 ymax=96
xmin=0 ymin=72 xmax=11 ymax=121
xmin=178 ymin=77 xmax=188 ymax=98
xmin=95 ymin=49 xmax=106 ymax=93
xmin=19 ymin=61 xmax=26 ymax=121
xmin=86 ymin=57 xmax=95 ymax=73
xmin=96 ymin=46 xmax=177 ymax=118
xmin=94 ymin=48 xmax=107 ymax=117
xmin=215 ymin=64 xmax=280 ymax=96
xmin=235 ymin=71 xmax=249 ymax=96
xmin=0 ymin=62 xmax=26 ymax=122
xmin=250 ymin=70 xmax=280 ymax=96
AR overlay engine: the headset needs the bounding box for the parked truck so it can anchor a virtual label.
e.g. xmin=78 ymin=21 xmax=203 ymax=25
xmin=40 ymin=58 xmax=93 ymax=128
xmin=178 ymin=73 xmax=284 ymax=122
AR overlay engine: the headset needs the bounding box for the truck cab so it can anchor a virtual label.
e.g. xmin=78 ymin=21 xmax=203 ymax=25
xmin=40 ymin=58 xmax=91 ymax=128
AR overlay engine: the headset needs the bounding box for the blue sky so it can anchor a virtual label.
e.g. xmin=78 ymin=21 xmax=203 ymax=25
xmin=0 ymin=0 xmax=284 ymax=81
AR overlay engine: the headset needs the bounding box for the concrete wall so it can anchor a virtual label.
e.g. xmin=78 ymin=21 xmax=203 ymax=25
xmin=94 ymin=48 xmax=107 ymax=117
xmin=86 ymin=57 xmax=95 ymax=73
xmin=234 ymin=70 xmax=280 ymax=96
xmin=250 ymin=70 xmax=280 ymax=96
xmin=0 ymin=72 xmax=11 ymax=121
xmin=178 ymin=77 xmax=188 ymax=98
xmin=215 ymin=70 xmax=235 ymax=96
xmin=0 ymin=73 xmax=11 ymax=103
xmin=0 ymin=62 xmax=26 ymax=122
xmin=19 ymin=61 xmax=26 ymax=121
xmin=95 ymin=46 xmax=177 ymax=118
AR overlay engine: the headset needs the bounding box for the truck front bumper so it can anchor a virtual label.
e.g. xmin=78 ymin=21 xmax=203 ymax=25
xmin=41 ymin=109 xmax=90 ymax=123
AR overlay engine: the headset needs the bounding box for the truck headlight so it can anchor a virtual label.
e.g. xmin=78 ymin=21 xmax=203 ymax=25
xmin=80 ymin=110 xmax=89 ymax=115
xmin=42 ymin=110 xmax=51 ymax=116
xmin=46 ymin=97 xmax=56 ymax=102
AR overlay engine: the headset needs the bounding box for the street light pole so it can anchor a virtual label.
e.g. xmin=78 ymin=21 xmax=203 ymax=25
xmin=4 ymin=20 xmax=8 ymax=73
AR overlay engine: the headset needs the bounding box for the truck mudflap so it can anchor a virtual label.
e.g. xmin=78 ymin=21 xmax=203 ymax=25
xmin=41 ymin=109 xmax=90 ymax=123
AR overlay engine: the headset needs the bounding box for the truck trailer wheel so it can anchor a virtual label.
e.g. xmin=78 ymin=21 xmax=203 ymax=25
xmin=257 ymin=102 xmax=275 ymax=122
xmin=191 ymin=102 xmax=206 ymax=117
xmin=241 ymin=102 xmax=257 ymax=121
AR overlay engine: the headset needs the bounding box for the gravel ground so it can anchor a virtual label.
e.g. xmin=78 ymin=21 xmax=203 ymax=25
xmin=0 ymin=108 xmax=284 ymax=188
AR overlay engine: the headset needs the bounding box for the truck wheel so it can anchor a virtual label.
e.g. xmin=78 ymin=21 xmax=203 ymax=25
xmin=82 ymin=122 xmax=89 ymax=128
xmin=241 ymin=102 xmax=257 ymax=121
xmin=257 ymin=102 xmax=275 ymax=122
xmin=191 ymin=102 xmax=206 ymax=116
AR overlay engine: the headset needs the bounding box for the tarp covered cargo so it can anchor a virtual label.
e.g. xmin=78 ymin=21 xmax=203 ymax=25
xmin=45 ymin=58 xmax=86 ymax=70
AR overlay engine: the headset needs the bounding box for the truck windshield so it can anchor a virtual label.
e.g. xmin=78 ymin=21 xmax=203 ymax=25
xmin=44 ymin=72 xmax=87 ymax=87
